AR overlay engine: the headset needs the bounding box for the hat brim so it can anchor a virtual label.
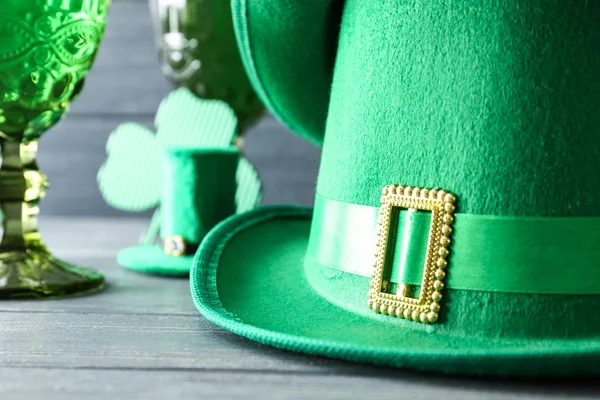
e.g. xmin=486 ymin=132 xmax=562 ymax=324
xmin=190 ymin=206 xmax=600 ymax=377
xmin=118 ymin=245 xmax=192 ymax=276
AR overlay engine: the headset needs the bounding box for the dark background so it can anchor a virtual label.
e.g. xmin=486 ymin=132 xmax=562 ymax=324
xmin=38 ymin=0 xmax=321 ymax=218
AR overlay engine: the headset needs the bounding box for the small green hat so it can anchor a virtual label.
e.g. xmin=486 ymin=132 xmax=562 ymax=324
xmin=118 ymin=147 xmax=250 ymax=275
xmin=190 ymin=0 xmax=600 ymax=376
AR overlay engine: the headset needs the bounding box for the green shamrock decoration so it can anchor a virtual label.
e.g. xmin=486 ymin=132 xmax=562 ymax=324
xmin=97 ymin=88 xmax=262 ymax=245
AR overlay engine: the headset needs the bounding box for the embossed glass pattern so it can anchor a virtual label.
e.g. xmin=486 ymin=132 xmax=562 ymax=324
xmin=0 ymin=0 xmax=110 ymax=299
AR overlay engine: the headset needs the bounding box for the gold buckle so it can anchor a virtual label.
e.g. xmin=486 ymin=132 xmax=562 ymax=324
xmin=368 ymin=185 xmax=457 ymax=324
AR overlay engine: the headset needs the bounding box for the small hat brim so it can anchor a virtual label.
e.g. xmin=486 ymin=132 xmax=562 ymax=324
xmin=190 ymin=206 xmax=600 ymax=377
xmin=118 ymin=245 xmax=192 ymax=276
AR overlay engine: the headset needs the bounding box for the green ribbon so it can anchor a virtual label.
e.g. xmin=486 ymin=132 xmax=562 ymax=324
xmin=307 ymin=194 xmax=600 ymax=294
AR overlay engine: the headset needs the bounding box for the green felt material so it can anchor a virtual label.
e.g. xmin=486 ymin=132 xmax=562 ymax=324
xmin=161 ymin=148 xmax=239 ymax=243
xmin=98 ymin=88 xmax=238 ymax=211
xmin=118 ymin=246 xmax=193 ymax=276
xmin=137 ymin=156 xmax=262 ymax=246
xmin=308 ymin=194 xmax=600 ymax=294
xmin=236 ymin=0 xmax=600 ymax=216
xmin=190 ymin=207 xmax=600 ymax=376
xmin=190 ymin=0 xmax=600 ymax=376
xmin=232 ymin=0 xmax=340 ymax=144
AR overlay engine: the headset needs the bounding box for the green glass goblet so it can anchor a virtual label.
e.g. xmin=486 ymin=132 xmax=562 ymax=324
xmin=149 ymin=0 xmax=264 ymax=137
xmin=0 ymin=0 xmax=110 ymax=299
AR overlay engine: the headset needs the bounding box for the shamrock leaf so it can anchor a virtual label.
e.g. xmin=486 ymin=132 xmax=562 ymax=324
xmin=155 ymin=88 xmax=238 ymax=147
xmin=98 ymin=122 xmax=163 ymax=210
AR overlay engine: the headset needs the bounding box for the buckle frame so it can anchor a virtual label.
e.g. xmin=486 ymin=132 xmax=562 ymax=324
xmin=367 ymin=185 xmax=457 ymax=324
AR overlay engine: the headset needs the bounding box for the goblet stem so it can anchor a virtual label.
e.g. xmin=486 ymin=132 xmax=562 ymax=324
xmin=0 ymin=139 xmax=104 ymax=299
xmin=0 ymin=141 xmax=44 ymax=251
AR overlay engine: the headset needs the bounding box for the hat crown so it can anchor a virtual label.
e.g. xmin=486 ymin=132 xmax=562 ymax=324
xmin=317 ymin=0 xmax=600 ymax=216
xmin=161 ymin=148 xmax=239 ymax=243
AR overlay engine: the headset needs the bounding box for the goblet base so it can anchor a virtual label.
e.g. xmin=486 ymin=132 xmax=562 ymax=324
xmin=0 ymin=250 xmax=104 ymax=299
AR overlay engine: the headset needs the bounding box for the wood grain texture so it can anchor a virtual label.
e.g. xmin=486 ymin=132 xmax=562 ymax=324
xmin=68 ymin=1 xmax=173 ymax=116
xmin=1 ymin=218 xmax=600 ymax=398
xmin=2 ymin=368 xmax=599 ymax=400
xmin=0 ymin=312 xmax=330 ymax=371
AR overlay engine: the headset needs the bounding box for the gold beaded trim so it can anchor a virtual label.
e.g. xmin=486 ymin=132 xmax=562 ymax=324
xmin=367 ymin=185 xmax=457 ymax=324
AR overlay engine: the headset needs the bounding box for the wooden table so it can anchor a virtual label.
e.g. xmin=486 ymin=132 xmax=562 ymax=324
xmin=0 ymin=217 xmax=598 ymax=398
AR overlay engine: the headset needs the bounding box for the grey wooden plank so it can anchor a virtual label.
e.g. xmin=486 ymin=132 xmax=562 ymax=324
xmin=0 ymin=311 xmax=336 ymax=372
xmin=69 ymin=1 xmax=173 ymax=115
xmin=0 ymin=256 xmax=197 ymax=314
xmin=244 ymin=118 xmax=320 ymax=207
xmin=0 ymin=218 xmax=193 ymax=314
xmin=38 ymin=217 xmax=149 ymax=255
xmin=1 ymin=368 xmax=599 ymax=400
xmin=38 ymin=115 xmax=320 ymax=217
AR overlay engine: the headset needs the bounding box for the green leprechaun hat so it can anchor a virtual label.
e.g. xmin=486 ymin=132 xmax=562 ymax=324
xmin=190 ymin=0 xmax=600 ymax=376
